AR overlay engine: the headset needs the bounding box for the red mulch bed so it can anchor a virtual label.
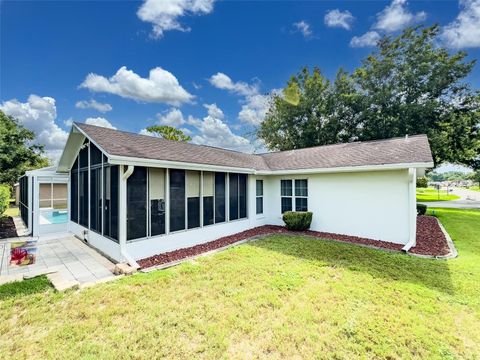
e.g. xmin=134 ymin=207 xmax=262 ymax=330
xmin=138 ymin=215 xmax=450 ymax=269
xmin=409 ymin=215 xmax=450 ymax=256
xmin=0 ymin=216 xmax=18 ymax=239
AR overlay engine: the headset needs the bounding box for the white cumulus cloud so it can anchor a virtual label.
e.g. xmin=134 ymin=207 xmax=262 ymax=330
xmin=324 ymin=9 xmax=355 ymax=30
xmin=238 ymin=94 xmax=271 ymax=126
xmin=85 ymin=117 xmax=116 ymax=129
xmin=156 ymin=108 xmax=186 ymax=126
xmin=293 ymin=20 xmax=313 ymax=38
xmin=209 ymin=72 xmax=258 ymax=96
xmin=137 ymin=0 xmax=216 ymax=38
xmin=75 ymin=99 xmax=112 ymax=113
xmin=350 ymin=31 xmax=381 ymax=47
xmin=441 ymin=0 xmax=480 ymax=48
xmin=0 ymin=95 xmax=69 ymax=163
xmin=374 ymin=0 xmax=426 ymax=32
xmin=80 ymin=66 xmax=194 ymax=106
xmin=203 ymin=103 xmax=224 ymax=119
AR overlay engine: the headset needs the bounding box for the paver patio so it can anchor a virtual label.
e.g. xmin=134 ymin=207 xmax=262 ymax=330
xmin=0 ymin=235 xmax=116 ymax=288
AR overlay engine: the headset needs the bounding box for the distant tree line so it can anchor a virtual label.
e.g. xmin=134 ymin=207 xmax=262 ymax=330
xmin=258 ymin=25 xmax=480 ymax=170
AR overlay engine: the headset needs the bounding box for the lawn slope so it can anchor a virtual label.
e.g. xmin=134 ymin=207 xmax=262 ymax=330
xmin=0 ymin=209 xmax=479 ymax=359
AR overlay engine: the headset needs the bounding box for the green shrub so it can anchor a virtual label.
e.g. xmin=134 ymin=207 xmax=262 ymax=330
xmin=417 ymin=204 xmax=427 ymax=215
xmin=0 ymin=185 xmax=10 ymax=217
xmin=416 ymin=177 xmax=428 ymax=188
xmin=282 ymin=211 xmax=313 ymax=231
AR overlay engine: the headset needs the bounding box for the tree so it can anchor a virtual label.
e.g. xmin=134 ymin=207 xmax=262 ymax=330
xmin=468 ymin=170 xmax=480 ymax=188
xmin=258 ymin=25 xmax=480 ymax=167
xmin=0 ymin=111 xmax=50 ymax=186
xmin=145 ymin=125 xmax=191 ymax=142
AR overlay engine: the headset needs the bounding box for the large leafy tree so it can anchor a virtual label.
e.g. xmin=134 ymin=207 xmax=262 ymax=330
xmin=145 ymin=125 xmax=191 ymax=142
xmin=0 ymin=111 xmax=50 ymax=186
xmin=259 ymin=25 xmax=480 ymax=168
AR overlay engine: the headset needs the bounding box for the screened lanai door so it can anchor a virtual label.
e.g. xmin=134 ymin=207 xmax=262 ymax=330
xmin=34 ymin=178 xmax=69 ymax=235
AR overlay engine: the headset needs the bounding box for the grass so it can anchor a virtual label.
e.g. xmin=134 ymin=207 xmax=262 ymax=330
xmin=470 ymin=186 xmax=480 ymax=192
xmin=416 ymin=187 xmax=460 ymax=202
xmin=0 ymin=276 xmax=52 ymax=300
xmin=3 ymin=206 xmax=19 ymax=217
xmin=0 ymin=209 xmax=479 ymax=358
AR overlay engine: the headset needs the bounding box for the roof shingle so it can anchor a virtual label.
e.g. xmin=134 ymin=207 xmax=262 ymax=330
xmin=74 ymin=123 xmax=433 ymax=172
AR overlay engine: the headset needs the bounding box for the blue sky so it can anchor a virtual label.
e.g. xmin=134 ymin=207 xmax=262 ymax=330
xmin=1 ymin=0 xmax=479 ymax=171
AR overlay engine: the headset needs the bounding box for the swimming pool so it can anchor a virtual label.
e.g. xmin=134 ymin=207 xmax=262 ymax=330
xmin=39 ymin=210 xmax=68 ymax=225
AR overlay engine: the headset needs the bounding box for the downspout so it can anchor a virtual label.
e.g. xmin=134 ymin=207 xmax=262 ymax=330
xmin=119 ymin=165 xmax=140 ymax=269
xmin=402 ymin=168 xmax=417 ymax=252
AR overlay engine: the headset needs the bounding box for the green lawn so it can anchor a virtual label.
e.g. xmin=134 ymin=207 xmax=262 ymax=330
xmin=3 ymin=206 xmax=19 ymax=217
xmin=416 ymin=187 xmax=460 ymax=202
xmin=470 ymin=186 xmax=480 ymax=192
xmin=1 ymin=209 xmax=479 ymax=358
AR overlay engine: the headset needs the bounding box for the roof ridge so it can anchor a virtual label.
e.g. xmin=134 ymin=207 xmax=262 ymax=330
xmin=258 ymin=134 xmax=428 ymax=157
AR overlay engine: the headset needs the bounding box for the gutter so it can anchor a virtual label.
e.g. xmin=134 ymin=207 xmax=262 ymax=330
xmin=402 ymin=168 xmax=417 ymax=252
xmin=119 ymin=165 xmax=140 ymax=269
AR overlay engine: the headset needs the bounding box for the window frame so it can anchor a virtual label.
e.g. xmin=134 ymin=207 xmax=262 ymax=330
xmin=256 ymin=179 xmax=264 ymax=215
xmin=280 ymin=178 xmax=308 ymax=213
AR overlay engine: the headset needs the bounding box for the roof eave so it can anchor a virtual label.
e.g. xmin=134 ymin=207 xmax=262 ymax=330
xmin=254 ymin=162 xmax=434 ymax=175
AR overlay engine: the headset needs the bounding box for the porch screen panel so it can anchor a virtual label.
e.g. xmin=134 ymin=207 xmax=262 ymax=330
xmin=203 ymin=172 xmax=214 ymax=226
xmin=103 ymin=165 xmax=119 ymax=241
xmin=187 ymin=171 xmax=200 ymax=229
xmin=52 ymin=184 xmax=68 ymax=209
xmin=214 ymin=173 xmax=225 ymax=223
xmin=229 ymin=174 xmax=239 ymax=220
xmin=90 ymin=143 xmax=102 ymax=166
xmin=149 ymin=168 xmax=165 ymax=236
xmin=70 ymin=157 xmax=78 ymax=223
xmin=79 ymin=170 xmax=89 ymax=227
xmin=127 ymin=167 xmax=147 ymax=240
xmin=239 ymin=174 xmax=247 ymax=219
xmin=90 ymin=168 xmax=102 ymax=233
xmin=169 ymin=169 xmax=185 ymax=232
xmin=39 ymin=184 xmax=52 ymax=208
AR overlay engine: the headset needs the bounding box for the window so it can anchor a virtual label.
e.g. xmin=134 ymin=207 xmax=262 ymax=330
xmin=256 ymin=180 xmax=263 ymax=214
xmin=229 ymin=173 xmax=248 ymax=221
xmin=295 ymin=179 xmax=308 ymax=211
xmin=281 ymin=179 xmax=308 ymax=213
xmin=149 ymin=168 xmax=165 ymax=236
xmin=214 ymin=173 xmax=226 ymax=223
xmin=186 ymin=171 xmax=200 ymax=229
xmin=202 ymin=172 xmax=214 ymax=226
xmin=280 ymin=180 xmax=292 ymax=213
xmin=169 ymin=169 xmax=185 ymax=232
xmin=127 ymin=167 xmax=147 ymax=240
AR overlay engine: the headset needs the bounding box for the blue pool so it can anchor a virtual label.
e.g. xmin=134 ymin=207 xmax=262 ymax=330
xmin=41 ymin=211 xmax=68 ymax=224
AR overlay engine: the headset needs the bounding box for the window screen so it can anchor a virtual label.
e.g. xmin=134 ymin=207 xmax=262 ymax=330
xmin=239 ymin=174 xmax=247 ymax=219
xmin=90 ymin=142 xmax=102 ymax=166
xmin=71 ymin=171 xmax=78 ymax=223
xmin=79 ymin=170 xmax=89 ymax=227
xmin=186 ymin=171 xmax=200 ymax=229
xmin=169 ymin=169 xmax=185 ymax=232
xmin=103 ymin=165 xmax=119 ymax=241
xmin=256 ymin=180 xmax=263 ymax=215
xmin=214 ymin=173 xmax=225 ymax=223
xmin=90 ymin=168 xmax=102 ymax=233
xmin=203 ymin=172 xmax=214 ymax=226
xmin=149 ymin=168 xmax=166 ymax=236
xmin=229 ymin=173 xmax=239 ymax=220
xmin=127 ymin=167 xmax=147 ymax=240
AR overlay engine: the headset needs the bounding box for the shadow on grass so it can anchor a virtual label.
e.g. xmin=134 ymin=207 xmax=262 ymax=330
xmin=0 ymin=275 xmax=53 ymax=300
xmin=250 ymin=235 xmax=454 ymax=295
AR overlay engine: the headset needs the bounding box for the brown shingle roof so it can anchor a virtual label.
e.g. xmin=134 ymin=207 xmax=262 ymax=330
xmin=75 ymin=123 xmax=433 ymax=172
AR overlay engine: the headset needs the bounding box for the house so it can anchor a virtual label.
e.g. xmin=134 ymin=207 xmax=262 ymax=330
xmin=18 ymin=123 xmax=434 ymax=265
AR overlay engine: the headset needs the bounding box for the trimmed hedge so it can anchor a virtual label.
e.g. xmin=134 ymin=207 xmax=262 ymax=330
xmin=0 ymin=185 xmax=10 ymax=217
xmin=282 ymin=211 xmax=313 ymax=231
xmin=417 ymin=204 xmax=427 ymax=216
xmin=416 ymin=177 xmax=428 ymax=188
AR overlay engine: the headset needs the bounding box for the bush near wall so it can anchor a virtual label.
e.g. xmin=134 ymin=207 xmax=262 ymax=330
xmin=417 ymin=204 xmax=427 ymax=216
xmin=282 ymin=211 xmax=313 ymax=231
xmin=416 ymin=177 xmax=428 ymax=188
xmin=0 ymin=185 xmax=10 ymax=217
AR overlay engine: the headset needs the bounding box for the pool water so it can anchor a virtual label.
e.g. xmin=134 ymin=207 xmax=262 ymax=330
xmin=40 ymin=210 xmax=68 ymax=225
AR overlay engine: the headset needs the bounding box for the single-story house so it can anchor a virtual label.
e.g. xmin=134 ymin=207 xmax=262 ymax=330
xmin=18 ymin=122 xmax=433 ymax=265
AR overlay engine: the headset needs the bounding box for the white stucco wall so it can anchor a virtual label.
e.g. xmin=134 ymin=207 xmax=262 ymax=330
xmin=263 ymin=169 xmax=411 ymax=245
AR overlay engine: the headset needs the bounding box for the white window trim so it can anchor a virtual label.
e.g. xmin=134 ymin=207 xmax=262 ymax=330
xmin=281 ymin=178 xmax=308 ymax=213
xmin=256 ymin=179 xmax=264 ymax=215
